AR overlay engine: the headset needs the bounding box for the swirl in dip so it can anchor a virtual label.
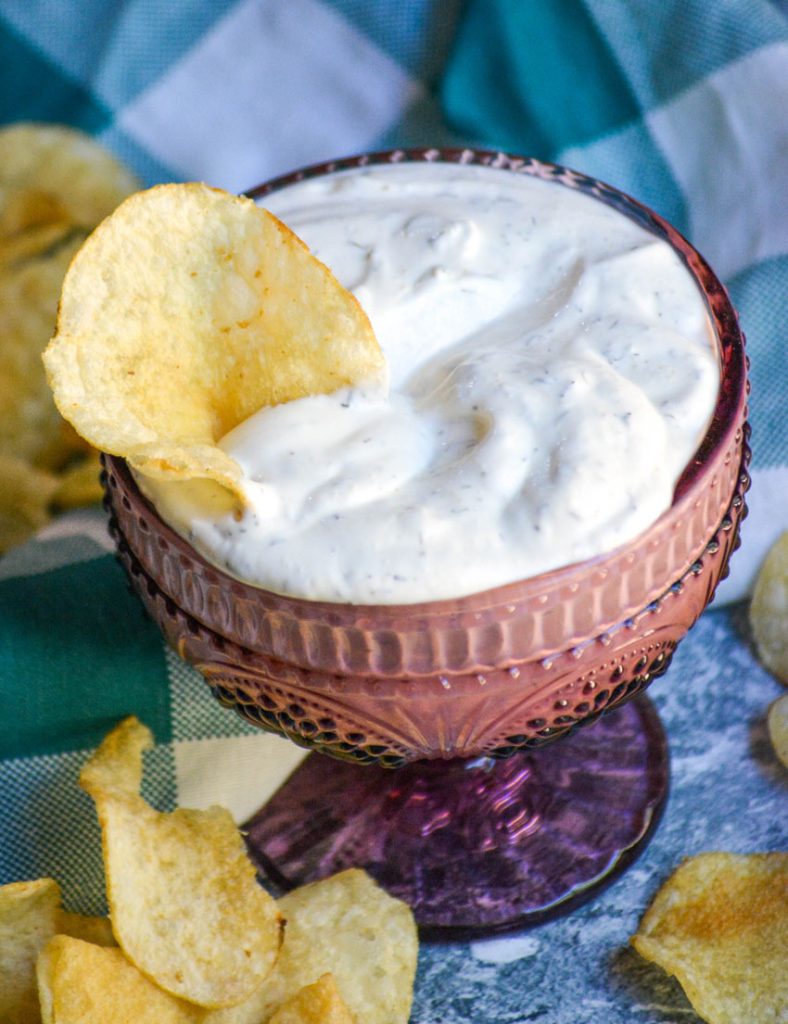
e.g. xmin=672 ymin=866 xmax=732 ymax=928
xmin=140 ymin=162 xmax=719 ymax=604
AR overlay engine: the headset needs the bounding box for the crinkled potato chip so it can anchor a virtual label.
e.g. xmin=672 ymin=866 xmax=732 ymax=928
xmin=267 ymin=975 xmax=354 ymax=1024
xmin=0 ymin=184 xmax=67 ymax=237
xmin=0 ymin=124 xmax=137 ymax=553
xmin=0 ymin=878 xmax=60 ymax=1024
xmin=0 ymin=125 xmax=136 ymax=470
xmin=79 ymin=714 xmax=150 ymax=799
xmin=36 ymin=936 xmax=203 ymax=1024
xmin=43 ymin=183 xmax=385 ymax=502
xmin=632 ymin=852 xmax=788 ymax=1024
xmin=0 ymin=186 xmax=72 ymax=269
xmin=768 ymin=693 xmax=788 ymax=768
xmin=79 ymin=716 xmax=282 ymax=1008
xmin=0 ymin=241 xmax=86 ymax=471
xmin=0 ymin=454 xmax=59 ymax=554
xmin=0 ymin=877 xmax=117 ymax=1024
xmin=750 ymin=532 xmax=788 ymax=684
xmin=227 ymin=869 xmax=417 ymax=1024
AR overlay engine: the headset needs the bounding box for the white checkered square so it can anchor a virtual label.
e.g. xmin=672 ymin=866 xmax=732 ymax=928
xmin=647 ymin=41 xmax=788 ymax=279
xmin=117 ymin=0 xmax=422 ymax=191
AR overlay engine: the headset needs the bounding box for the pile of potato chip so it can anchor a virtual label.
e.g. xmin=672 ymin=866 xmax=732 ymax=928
xmin=0 ymin=123 xmax=141 ymax=554
xmin=2 ymin=126 xmax=384 ymax=551
xmin=632 ymin=851 xmax=788 ymax=1024
xmin=0 ymin=717 xmax=417 ymax=1023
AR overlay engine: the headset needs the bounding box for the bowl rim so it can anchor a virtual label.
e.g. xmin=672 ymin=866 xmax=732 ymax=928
xmin=106 ymin=147 xmax=748 ymax=619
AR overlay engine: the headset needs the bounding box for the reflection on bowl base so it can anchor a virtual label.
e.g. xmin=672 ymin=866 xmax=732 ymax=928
xmin=244 ymin=696 xmax=667 ymax=937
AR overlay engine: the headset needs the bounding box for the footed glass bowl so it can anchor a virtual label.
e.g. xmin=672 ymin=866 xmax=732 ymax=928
xmin=102 ymin=150 xmax=749 ymax=935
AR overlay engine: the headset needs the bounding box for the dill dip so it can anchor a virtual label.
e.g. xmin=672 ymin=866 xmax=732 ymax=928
xmin=140 ymin=162 xmax=719 ymax=604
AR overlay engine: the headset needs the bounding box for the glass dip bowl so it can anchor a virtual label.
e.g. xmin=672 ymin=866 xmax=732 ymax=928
xmin=102 ymin=149 xmax=749 ymax=936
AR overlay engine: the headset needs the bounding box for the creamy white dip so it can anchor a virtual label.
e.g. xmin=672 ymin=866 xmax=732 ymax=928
xmin=142 ymin=162 xmax=719 ymax=604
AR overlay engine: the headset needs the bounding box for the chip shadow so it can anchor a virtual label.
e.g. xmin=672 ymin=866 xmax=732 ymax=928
xmin=609 ymin=945 xmax=701 ymax=1022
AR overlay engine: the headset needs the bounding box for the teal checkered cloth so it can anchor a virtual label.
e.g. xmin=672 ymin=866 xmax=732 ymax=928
xmin=1 ymin=4 xmax=786 ymax=1021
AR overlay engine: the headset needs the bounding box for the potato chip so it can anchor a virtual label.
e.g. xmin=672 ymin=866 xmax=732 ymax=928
xmin=44 ymin=183 xmax=385 ymax=502
xmin=0 ymin=876 xmax=120 ymax=1024
xmin=0 ymin=878 xmax=60 ymax=1024
xmin=0 ymin=454 xmax=59 ymax=554
xmin=0 ymin=183 xmax=72 ymax=273
xmin=36 ymin=936 xmax=204 ymax=1024
xmin=0 ymin=241 xmax=86 ymax=471
xmin=219 ymin=869 xmax=417 ymax=1024
xmin=79 ymin=716 xmax=282 ymax=1008
xmin=79 ymin=714 xmax=151 ymax=798
xmin=0 ymin=217 xmax=74 ymax=270
xmin=750 ymin=532 xmax=788 ymax=684
xmin=267 ymin=975 xmax=354 ymax=1024
xmin=0 ymin=184 xmax=67 ymax=238
xmin=768 ymin=693 xmax=788 ymax=768
xmin=0 ymin=124 xmax=139 ymax=232
xmin=632 ymin=851 xmax=788 ymax=1024
xmin=0 ymin=126 xmax=136 ymax=474
xmin=0 ymin=124 xmax=136 ymax=552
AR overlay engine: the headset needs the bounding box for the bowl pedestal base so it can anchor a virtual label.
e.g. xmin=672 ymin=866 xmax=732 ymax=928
xmin=244 ymin=695 xmax=668 ymax=938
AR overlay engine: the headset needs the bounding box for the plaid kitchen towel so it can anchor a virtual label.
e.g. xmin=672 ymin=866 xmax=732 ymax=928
xmin=1 ymin=4 xmax=786 ymax=1021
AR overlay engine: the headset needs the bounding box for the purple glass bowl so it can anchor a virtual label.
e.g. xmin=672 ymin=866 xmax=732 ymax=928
xmin=102 ymin=150 xmax=750 ymax=934
xmin=103 ymin=149 xmax=749 ymax=769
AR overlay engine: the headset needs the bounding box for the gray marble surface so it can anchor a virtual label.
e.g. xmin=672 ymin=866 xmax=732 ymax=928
xmin=411 ymin=603 xmax=787 ymax=1023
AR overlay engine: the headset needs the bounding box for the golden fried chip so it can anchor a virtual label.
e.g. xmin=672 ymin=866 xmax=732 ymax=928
xmin=0 ymin=454 xmax=59 ymax=554
xmin=36 ymin=936 xmax=203 ymax=1024
xmin=230 ymin=869 xmax=417 ymax=1024
xmin=0 ymin=184 xmax=67 ymax=237
xmin=0 ymin=203 xmax=74 ymax=270
xmin=0 ymin=877 xmax=118 ymax=1023
xmin=44 ymin=183 xmax=385 ymax=502
xmin=0 ymin=184 xmax=72 ymax=271
xmin=768 ymin=693 xmax=788 ymax=768
xmin=0 ymin=124 xmax=138 ymax=231
xmin=0 ymin=878 xmax=60 ymax=1024
xmin=750 ymin=532 xmax=788 ymax=684
xmin=0 ymin=240 xmax=87 ymax=471
xmin=79 ymin=716 xmax=282 ymax=1008
xmin=0 ymin=126 xmax=135 ymax=551
xmin=0 ymin=126 xmax=136 ymax=489
xmin=79 ymin=714 xmax=151 ymax=798
xmin=632 ymin=852 xmax=788 ymax=1024
xmin=267 ymin=975 xmax=354 ymax=1024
